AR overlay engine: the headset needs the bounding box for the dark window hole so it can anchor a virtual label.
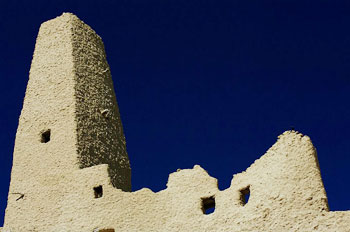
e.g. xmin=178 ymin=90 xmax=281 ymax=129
xmin=201 ymin=196 xmax=215 ymax=215
xmin=240 ymin=186 xmax=250 ymax=206
xmin=40 ymin=129 xmax=51 ymax=143
xmin=94 ymin=185 xmax=103 ymax=198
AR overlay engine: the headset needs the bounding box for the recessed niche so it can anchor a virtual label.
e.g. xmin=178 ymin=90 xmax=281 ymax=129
xmin=94 ymin=185 xmax=103 ymax=198
xmin=240 ymin=186 xmax=250 ymax=206
xmin=40 ymin=129 xmax=51 ymax=143
xmin=201 ymin=196 xmax=215 ymax=215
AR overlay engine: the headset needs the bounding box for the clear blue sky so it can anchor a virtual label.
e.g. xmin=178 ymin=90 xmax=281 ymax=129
xmin=1 ymin=0 xmax=350 ymax=225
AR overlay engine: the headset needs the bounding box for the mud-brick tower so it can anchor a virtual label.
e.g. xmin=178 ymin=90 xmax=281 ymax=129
xmin=4 ymin=12 xmax=130 ymax=228
xmin=2 ymin=12 xmax=350 ymax=232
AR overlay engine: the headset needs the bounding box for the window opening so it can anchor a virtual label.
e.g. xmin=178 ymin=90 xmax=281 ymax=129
xmin=40 ymin=129 xmax=51 ymax=143
xmin=240 ymin=186 xmax=250 ymax=206
xmin=201 ymin=196 xmax=215 ymax=215
xmin=94 ymin=185 xmax=103 ymax=198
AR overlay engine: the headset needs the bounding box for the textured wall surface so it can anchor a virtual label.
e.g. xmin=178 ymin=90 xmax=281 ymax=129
xmin=2 ymin=13 xmax=350 ymax=232
xmin=71 ymin=14 xmax=131 ymax=190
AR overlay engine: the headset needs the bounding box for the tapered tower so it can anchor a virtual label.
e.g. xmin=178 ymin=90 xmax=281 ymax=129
xmin=4 ymin=12 xmax=130 ymax=227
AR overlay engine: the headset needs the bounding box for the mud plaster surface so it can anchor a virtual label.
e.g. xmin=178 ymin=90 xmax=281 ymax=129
xmin=2 ymin=13 xmax=350 ymax=232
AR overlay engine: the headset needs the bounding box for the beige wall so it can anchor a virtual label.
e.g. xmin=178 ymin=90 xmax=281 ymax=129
xmin=2 ymin=14 xmax=350 ymax=232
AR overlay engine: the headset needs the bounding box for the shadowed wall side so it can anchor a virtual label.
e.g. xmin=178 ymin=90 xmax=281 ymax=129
xmin=70 ymin=14 xmax=131 ymax=191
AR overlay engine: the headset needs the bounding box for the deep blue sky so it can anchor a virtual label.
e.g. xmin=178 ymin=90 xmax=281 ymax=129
xmin=1 ymin=0 xmax=350 ymax=225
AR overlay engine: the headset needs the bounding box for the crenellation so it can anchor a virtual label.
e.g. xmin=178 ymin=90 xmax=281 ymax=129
xmin=2 ymin=13 xmax=350 ymax=231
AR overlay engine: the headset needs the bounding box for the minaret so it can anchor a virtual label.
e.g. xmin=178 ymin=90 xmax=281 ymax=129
xmin=4 ymin=12 xmax=131 ymax=226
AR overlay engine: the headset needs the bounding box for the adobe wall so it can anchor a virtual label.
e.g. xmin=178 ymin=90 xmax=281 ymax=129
xmin=2 ymin=13 xmax=350 ymax=232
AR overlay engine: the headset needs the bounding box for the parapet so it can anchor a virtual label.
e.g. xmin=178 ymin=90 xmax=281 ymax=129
xmin=2 ymin=13 xmax=350 ymax=231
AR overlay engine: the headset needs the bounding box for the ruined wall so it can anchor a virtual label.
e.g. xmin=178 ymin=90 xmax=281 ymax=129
xmin=2 ymin=13 xmax=350 ymax=232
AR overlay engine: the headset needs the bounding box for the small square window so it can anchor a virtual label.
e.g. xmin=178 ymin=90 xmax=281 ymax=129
xmin=201 ymin=196 xmax=215 ymax=215
xmin=94 ymin=185 xmax=103 ymax=198
xmin=40 ymin=129 xmax=51 ymax=143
